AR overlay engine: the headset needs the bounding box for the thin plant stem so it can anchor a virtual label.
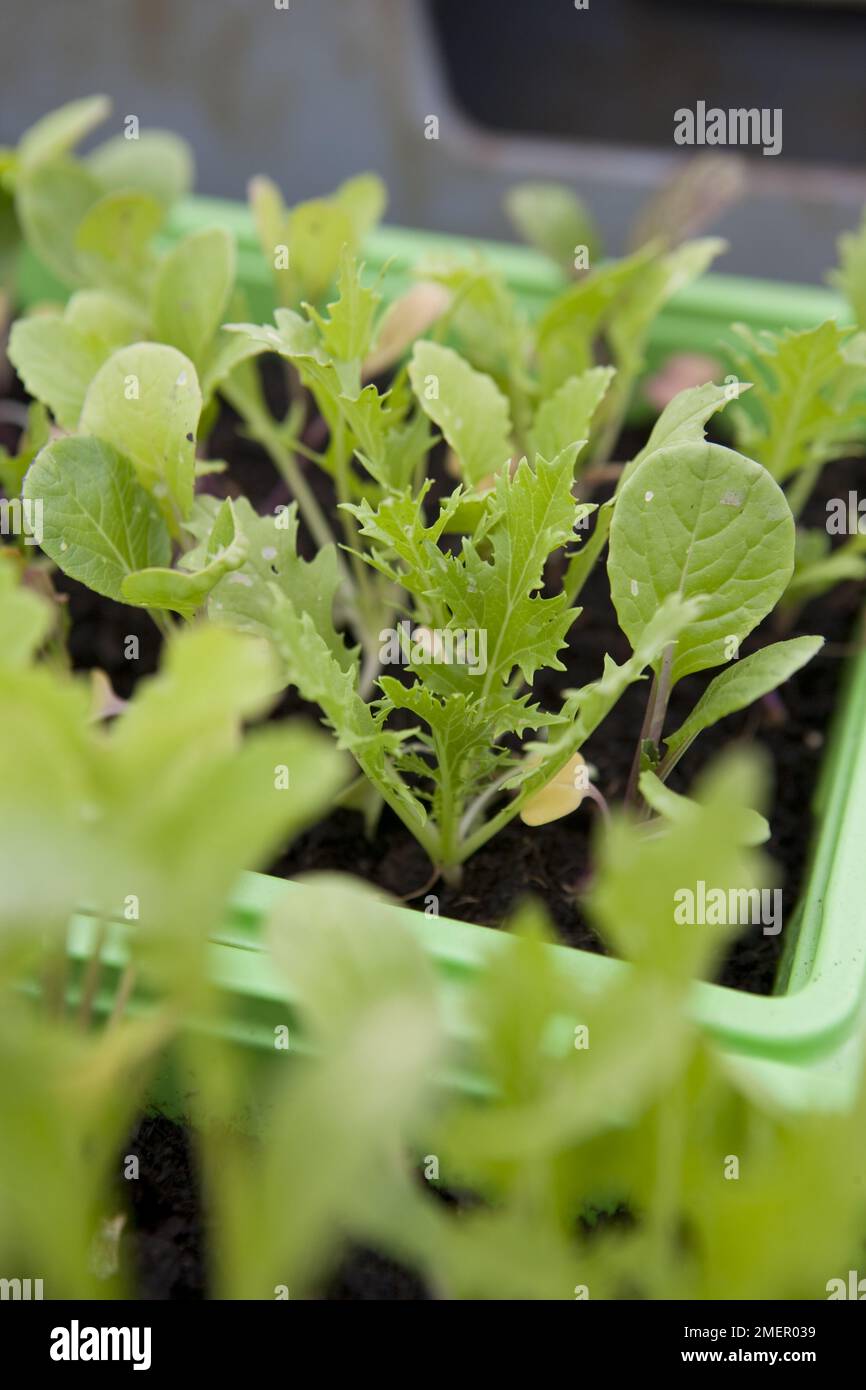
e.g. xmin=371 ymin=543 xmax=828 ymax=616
xmin=147 ymin=608 xmax=173 ymax=641
xmin=786 ymin=462 xmax=821 ymax=520
xmin=107 ymin=964 xmax=137 ymax=1029
xmin=244 ymin=410 xmax=341 ymax=559
xmin=78 ymin=921 xmax=108 ymax=1030
xmin=625 ymin=643 xmax=674 ymax=808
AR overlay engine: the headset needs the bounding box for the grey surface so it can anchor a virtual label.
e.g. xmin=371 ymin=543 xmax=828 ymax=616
xmin=1 ymin=0 xmax=865 ymax=283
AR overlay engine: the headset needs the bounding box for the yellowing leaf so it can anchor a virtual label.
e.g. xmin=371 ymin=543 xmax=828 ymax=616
xmin=519 ymin=752 xmax=588 ymax=826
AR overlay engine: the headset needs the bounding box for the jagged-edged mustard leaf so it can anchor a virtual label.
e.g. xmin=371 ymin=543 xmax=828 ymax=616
xmin=122 ymin=500 xmax=248 ymax=620
xmin=731 ymin=320 xmax=865 ymax=484
xmin=210 ymin=498 xmax=353 ymax=672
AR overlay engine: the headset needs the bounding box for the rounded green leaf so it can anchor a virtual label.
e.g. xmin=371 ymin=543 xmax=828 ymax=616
xmin=151 ymin=227 xmax=236 ymax=368
xmin=334 ymin=172 xmax=387 ymax=241
xmin=74 ymin=190 xmax=164 ymax=295
xmin=23 ymin=436 xmax=171 ymax=601
xmin=608 ymin=441 xmax=795 ymax=683
xmin=87 ymin=130 xmax=193 ymax=206
xmin=17 ymin=95 xmax=110 ymax=171
xmin=8 ymin=315 xmax=104 ymax=431
xmin=15 ymin=159 xmax=102 ymax=287
xmin=80 ymin=342 xmax=202 ymax=523
xmin=64 ymin=288 xmax=150 ymax=350
xmin=505 ymin=181 xmax=601 ymax=272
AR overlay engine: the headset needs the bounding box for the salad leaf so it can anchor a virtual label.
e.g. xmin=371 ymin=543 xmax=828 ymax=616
xmin=409 ymin=341 xmax=513 ymax=486
xmin=80 ymin=342 xmax=202 ymax=524
xmin=23 ymin=436 xmax=171 ymax=601
xmin=663 ymin=635 xmax=824 ymax=763
xmin=151 ymin=227 xmax=236 ymax=369
xmin=16 ymin=95 xmax=110 ymax=172
xmin=505 ymin=181 xmax=601 ymax=274
xmin=608 ymin=441 xmax=795 ymax=683
xmin=731 ymin=320 xmax=863 ymax=483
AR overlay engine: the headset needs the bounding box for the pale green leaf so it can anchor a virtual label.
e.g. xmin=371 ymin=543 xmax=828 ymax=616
xmin=430 ymin=454 xmax=588 ymax=693
xmin=271 ymin=594 xmax=378 ymax=761
xmin=829 ymin=209 xmax=866 ymax=331
xmin=199 ymin=330 xmax=268 ymax=401
xmin=87 ymin=130 xmax=193 ymax=206
xmin=23 ymin=436 xmax=171 ymax=601
xmin=286 ymin=197 xmax=353 ymax=305
xmin=307 ymin=251 xmax=380 ymax=365
xmin=8 ymin=291 xmax=146 ymax=431
xmin=608 ymin=441 xmax=795 ymax=683
xmin=15 ymin=159 xmax=102 ymax=287
xmin=74 ymin=190 xmax=164 ymax=295
xmin=616 ymin=377 xmax=753 ymax=495
xmin=64 ymin=289 xmax=149 ymax=349
xmin=505 ymin=181 xmax=601 ymax=272
xmin=632 ymin=378 xmax=751 ymax=470
xmin=8 ymin=315 xmax=104 ymax=431
xmin=0 ymin=555 xmax=53 ymax=667
xmin=528 ymin=365 xmax=614 ymax=465
xmin=17 ymin=95 xmax=110 ymax=171
xmin=344 ymin=482 xmax=464 ymax=603
xmin=535 ymin=247 xmax=654 ymax=393
xmin=151 ymin=227 xmax=236 ymax=369
xmin=334 ymin=172 xmax=387 ymax=242
xmin=593 ymin=751 xmax=772 ymax=981
xmin=122 ymin=500 xmax=248 ymax=619
xmin=608 ymin=238 xmax=726 ymax=372
xmin=0 ymin=401 xmax=49 ymax=498
xmin=209 ymin=497 xmax=352 ymax=671
xmin=640 ymin=769 xmax=770 ymax=846
xmin=409 ymin=341 xmax=512 ymax=486
xmin=731 ymin=321 xmax=862 ymax=482
xmin=423 ymin=259 xmax=526 ymax=382
xmin=664 ymin=635 xmax=823 ymax=760
xmin=80 ymin=342 xmax=202 ymax=523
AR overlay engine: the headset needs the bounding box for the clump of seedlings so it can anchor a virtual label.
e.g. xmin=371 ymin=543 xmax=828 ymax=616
xmin=3 ymin=96 xmax=866 ymax=1303
xmin=5 ymin=100 xmax=846 ymax=889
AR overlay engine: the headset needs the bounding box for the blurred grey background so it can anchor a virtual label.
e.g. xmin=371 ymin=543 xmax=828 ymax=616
xmin=2 ymin=0 xmax=866 ymax=280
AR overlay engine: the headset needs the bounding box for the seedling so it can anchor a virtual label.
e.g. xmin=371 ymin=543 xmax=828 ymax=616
xmin=5 ymin=106 xmax=856 ymax=885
